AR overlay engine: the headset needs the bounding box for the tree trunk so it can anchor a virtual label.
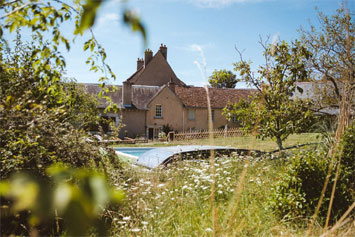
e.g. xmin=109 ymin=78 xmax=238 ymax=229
xmin=276 ymin=136 xmax=284 ymax=150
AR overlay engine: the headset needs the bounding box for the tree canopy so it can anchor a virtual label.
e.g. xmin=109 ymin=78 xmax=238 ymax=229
xmin=208 ymin=69 xmax=237 ymax=88
xmin=300 ymin=5 xmax=354 ymax=132
xmin=224 ymin=39 xmax=314 ymax=150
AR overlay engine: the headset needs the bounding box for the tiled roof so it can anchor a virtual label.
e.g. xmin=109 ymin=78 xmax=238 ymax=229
xmin=82 ymin=83 xmax=160 ymax=110
xmin=174 ymin=86 xmax=256 ymax=108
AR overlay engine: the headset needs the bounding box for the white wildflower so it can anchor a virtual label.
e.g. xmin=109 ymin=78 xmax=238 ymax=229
xmin=131 ymin=228 xmax=140 ymax=232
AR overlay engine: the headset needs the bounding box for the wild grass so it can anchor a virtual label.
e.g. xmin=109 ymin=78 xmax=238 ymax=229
xmin=109 ymin=148 xmax=340 ymax=236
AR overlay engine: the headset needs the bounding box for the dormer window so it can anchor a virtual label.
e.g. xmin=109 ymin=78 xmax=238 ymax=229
xmin=155 ymin=104 xmax=163 ymax=118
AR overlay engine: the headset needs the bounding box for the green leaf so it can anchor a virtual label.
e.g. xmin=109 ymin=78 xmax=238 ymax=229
xmin=75 ymin=0 xmax=103 ymax=35
xmin=0 ymin=181 xmax=10 ymax=196
xmin=123 ymin=9 xmax=147 ymax=43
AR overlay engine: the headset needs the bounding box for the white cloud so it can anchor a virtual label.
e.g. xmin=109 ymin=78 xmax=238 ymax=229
xmin=96 ymin=13 xmax=121 ymax=28
xmin=188 ymin=0 xmax=262 ymax=8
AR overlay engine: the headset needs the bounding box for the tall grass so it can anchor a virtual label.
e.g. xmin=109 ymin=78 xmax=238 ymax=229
xmin=111 ymin=150 xmax=353 ymax=236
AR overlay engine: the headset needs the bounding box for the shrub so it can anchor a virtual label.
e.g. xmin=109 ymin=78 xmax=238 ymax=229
xmin=0 ymin=34 xmax=123 ymax=236
xmin=269 ymin=122 xmax=355 ymax=223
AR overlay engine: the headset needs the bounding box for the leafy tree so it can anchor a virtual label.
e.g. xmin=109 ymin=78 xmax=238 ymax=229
xmin=224 ymin=38 xmax=314 ymax=150
xmin=0 ymin=0 xmax=146 ymax=111
xmin=0 ymin=34 xmax=101 ymax=176
xmin=299 ymin=6 xmax=354 ymax=229
xmin=208 ymin=69 xmax=237 ymax=88
xmin=300 ymin=5 xmax=354 ymax=124
xmin=0 ymin=1 xmax=146 ymax=234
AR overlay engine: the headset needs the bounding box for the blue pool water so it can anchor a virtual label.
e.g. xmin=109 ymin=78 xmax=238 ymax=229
xmin=115 ymin=147 xmax=153 ymax=157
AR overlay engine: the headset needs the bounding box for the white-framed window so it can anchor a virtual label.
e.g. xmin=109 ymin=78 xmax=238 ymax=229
xmin=155 ymin=104 xmax=162 ymax=118
xmin=188 ymin=109 xmax=195 ymax=120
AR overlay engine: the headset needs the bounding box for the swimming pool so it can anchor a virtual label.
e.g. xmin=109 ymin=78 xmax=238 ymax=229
xmin=116 ymin=146 xmax=248 ymax=168
xmin=115 ymin=147 xmax=153 ymax=158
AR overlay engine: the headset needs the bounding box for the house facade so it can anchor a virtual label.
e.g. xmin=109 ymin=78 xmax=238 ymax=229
xmin=85 ymin=44 xmax=256 ymax=139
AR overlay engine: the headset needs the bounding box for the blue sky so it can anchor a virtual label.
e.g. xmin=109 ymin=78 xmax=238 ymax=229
xmin=63 ymin=0 xmax=351 ymax=88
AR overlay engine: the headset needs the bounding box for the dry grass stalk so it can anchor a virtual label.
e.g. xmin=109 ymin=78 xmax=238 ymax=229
xmin=320 ymin=202 xmax=355 ymax=237
xmin=204 ymin=86 xmax=218 ymax=236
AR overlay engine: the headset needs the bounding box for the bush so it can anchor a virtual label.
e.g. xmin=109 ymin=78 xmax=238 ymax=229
xmin=269 ymin=122 xmax=355 ymax=223
xmin=0 ymin=34 xmax=123 ymax=236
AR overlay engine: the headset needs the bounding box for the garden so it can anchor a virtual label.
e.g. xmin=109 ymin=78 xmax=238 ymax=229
xmin=0 ymin=1 xmax=354 ymax=236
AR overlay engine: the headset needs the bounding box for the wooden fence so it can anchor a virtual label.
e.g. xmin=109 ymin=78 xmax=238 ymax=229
xmin=170 ymin=127 xmax=243 ymax=141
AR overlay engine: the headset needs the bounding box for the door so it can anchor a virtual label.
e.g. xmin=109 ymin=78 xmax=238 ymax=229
xmin=148 ymin=128 xmax=154 ymax=140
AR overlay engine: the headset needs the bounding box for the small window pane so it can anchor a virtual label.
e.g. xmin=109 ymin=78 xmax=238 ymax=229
xmin=155 ymin=105 xmax=162 ymax=118
xmin=188 ymin=109 xmax=195 ymax=120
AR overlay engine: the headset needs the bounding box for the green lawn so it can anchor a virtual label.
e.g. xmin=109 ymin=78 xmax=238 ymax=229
xmin=112 ymin=133 xmax=320 ymax=152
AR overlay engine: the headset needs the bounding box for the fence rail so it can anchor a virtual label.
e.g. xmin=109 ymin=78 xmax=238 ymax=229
xmin=170 ymin=127 xmax=243 ymax=141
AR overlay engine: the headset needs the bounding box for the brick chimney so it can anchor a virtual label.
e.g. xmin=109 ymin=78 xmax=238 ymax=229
xmin=168 ymin=78 xmax=175 ymax=93
xmin=160 ymin=43 xmax=167 ymax=60
xmin=137 ymin=58 xmax=144 ymax=70
xmin=144 ymin=49 xmax=153 ymax=66
xmin=122 ymin=81 xmax=132 ymax=107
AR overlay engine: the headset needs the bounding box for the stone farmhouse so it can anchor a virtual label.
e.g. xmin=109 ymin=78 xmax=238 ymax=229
xmin=84 ymin=44 xmax=256 ymax=139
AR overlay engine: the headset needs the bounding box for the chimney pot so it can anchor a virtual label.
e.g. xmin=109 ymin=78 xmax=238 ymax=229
xmin=144 ymin=49 xmax=153 ymax=66
xmin=160 ymin=44 xmax=167 ymax=60
xmin=137 ymin=58 xmax=144 ymax=70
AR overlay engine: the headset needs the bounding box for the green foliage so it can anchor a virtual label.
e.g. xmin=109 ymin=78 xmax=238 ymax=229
xmin=0 ymin=0 xmax=147 ymax=112
xmin=0 ymin=36 xmax=103 ymax=179
xmin=300 ymin=5 xmax=354 ymax=102
xmin=208 ymin=69 xmax=237 ymax=88
xmin=62 ymin=82 xmax=102 ymax=130
xmin=123 ymin=9 xmax=147 ymax=43
xmin=0 ymin=1 xmax=147 ymax=236
xmin=339 ymin=122 xmax=355 ymax=192
xmin=75 ymin=0 xmax=103 ymax=35
xmin=269 ymin=123 xmax=355 ymax=223
xmin=162 ymin=124 xmax=173 ymax=134
xmin=224 ymin=40 xmax=314 ymax=150
xmin=0 ymin=165 xmax=124 ymax=236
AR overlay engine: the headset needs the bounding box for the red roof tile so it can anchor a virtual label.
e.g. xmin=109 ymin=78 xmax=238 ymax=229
xmin=174 ymin=86 xmax=256 ymax=108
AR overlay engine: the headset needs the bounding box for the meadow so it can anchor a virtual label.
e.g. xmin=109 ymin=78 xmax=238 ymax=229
xmin=109 ymin=133 xmax=354 ymax=236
